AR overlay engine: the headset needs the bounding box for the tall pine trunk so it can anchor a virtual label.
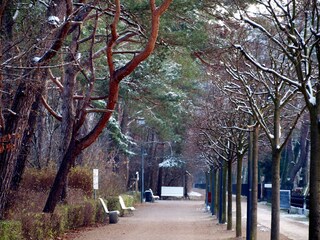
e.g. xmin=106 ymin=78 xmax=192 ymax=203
xmin=43 ymin=138 xmax=81 ymax=212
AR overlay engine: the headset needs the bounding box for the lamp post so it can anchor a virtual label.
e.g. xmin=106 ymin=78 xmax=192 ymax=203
xmin=141 ymin=145 xmax=145 ymax=203
xmin=137 ymin=118 xmax=146 ymax=203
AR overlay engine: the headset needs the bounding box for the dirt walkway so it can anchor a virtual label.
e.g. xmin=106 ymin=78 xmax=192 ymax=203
xmin=68 ymin=199 xmax=306 ymax=240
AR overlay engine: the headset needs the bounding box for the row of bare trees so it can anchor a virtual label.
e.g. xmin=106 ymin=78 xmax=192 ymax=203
xmin=192 ymin=1 xmax=319 ymax=240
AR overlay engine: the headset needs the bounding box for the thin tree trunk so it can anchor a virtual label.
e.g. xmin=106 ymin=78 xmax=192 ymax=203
xmin=218 ymin=166 xmax=223 ymax=223
xmin=211 ymin=167 xmax=215 ymax=215
xmin=271 ymin=149 xmax=281 ymax=240
xmin=214 ymin=169 xmax=218 ymax=215
xmin=236 ymin=154 xmax=243 ymax=237
xmin=222 ymin=162 xmax=227 ymax=224
xmin=251 ymin=125 xmax=259 ymax=240
xmin=227 ymin=159 xmax=232 ymax=230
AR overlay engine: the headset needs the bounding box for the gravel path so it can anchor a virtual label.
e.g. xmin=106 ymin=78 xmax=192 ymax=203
xmin=68 ymin=199 xmax=307 ymax=240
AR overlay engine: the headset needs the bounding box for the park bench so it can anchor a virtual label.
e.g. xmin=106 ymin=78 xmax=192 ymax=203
xmin=99 ymin=198 xmax=120 ymax=224
xmin=119 ymin=195 xmax=135 ymax=215
xmin=145 ymin=188 xmax=160 ymax=202
xmin=149 ymin=189 xmax=160 ymax=200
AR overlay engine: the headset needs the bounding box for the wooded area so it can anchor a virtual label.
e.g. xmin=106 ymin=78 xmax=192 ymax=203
xmin=0 ymin=1 xmax=319 ymax=240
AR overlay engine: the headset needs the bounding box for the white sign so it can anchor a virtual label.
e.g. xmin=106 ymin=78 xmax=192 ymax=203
xmin=93 ymin=169 xmax=99 ymax=190
xmin=161 ymin=186 xmax=184 ymax=197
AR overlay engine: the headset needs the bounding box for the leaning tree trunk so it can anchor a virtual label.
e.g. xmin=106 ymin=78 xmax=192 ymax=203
xmin=0 ymin=79 xmax=40 ymax=218
xmin=43 ymin=138 xmax=81 ymax=212
xmin=10 ymin=94 xmax=42 ymax=190
xmin=43 ymin=0 xmax=173 ymax=214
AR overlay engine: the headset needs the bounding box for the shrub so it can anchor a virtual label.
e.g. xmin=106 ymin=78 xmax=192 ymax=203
xmin=51 ymin=206 xmax=68 ymax=237
xmin=67 ymin=205 xmax=85 ymax=229
xmin=0 ymin=220 xmax=22 ymax=240
xmin=95 ymin=200 xmax=107 ymax=224
xmin=127 ymin=191 xmax=141 ymax=203
xmin=21 ymin=213 xmax=54 ymax=240
xmin=21 ymin=168 xmax=56 ymax=192
xmin=105 ymin=196 xmax=121 ymax=212
xmin=69 ymin=167 xmax=93 ymax=196
xmin=83 ymin=200 xmax=96 ymax=226
xmin=121 ymin=194 xmax=135 ymax=207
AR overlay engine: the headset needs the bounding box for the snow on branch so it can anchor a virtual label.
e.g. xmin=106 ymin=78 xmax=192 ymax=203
xmin=234 ymin=44 xmax=301 ymax=88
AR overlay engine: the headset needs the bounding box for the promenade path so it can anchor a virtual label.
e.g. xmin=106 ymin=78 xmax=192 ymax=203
xmin=69 ymin=198 xmax=308 ymax=240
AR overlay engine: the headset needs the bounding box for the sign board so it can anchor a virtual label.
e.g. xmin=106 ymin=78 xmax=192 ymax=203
xmin=93 ymin=169 xmax=99 ymax=190
xmin=280 ymin=190 xmax=291 ymax=210
xmin=161 ymin=186 xmax=184 ymax=197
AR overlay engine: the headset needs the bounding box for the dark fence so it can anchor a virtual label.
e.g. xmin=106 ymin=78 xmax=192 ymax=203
xmin=264 ymin=188 xmax=309 ymax=210
xmin=194 ymin=183 xmax=206 ymax=189
xmin=232 ymin=183 xmax=262 ymax=200
xmin=291 ymin=194 xmax=309 ymax=210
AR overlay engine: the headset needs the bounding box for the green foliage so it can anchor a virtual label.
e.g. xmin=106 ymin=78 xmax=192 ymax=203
xmin=66 ymin=205 xmax=85 ymax=229
xmin=107 ymin=116 xmax=135 ymax=156
xmin=104 ymin=194 xmax=138 ymax=217
xmin=105 ymin=196 xmax=121 ymax=212
xmin=127 ymin=191 xmax=141 ymax=203
xmin=0 ymin=220 xmax=22 ymax=240
xmin=17 ymin=200 xmax=104 ymax=239
xmin=95 ymin=200 xmax=107 ymax=224
xmin=21 ymin=213 xmax=55 ymax=240
xmin=120 ymin=195 xmax=135 ymax=207
xmin=125 ymin=48 xmax=201 ymax=143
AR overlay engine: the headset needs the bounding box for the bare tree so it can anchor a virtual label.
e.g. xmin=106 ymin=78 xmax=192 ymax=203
xmin=227 ymin=45 xmax=305 ymax=240
xmin=235 ymin=1 xmax=320 ymax=238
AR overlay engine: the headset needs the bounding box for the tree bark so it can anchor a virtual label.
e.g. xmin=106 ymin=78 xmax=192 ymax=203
xmin=10 ymin=94 xmax=42 ymax=190
xmin=270 ymin=149 xmax=281 ymax=240
xmin=289 ymin=115 xmax=309 ymax=183
xmin=308 ymin=110 xmax=320 ymax=240
xmin=227 ymin=159 xmax=232 ymax=230
xmin=236 ymin=154 xmax=243 ymax=237
xmin=251 ymin=124 xmax=259 ymax=240
xmin=43 ymin=138 xmax=81 ymax=212
xmin=222 ymin=162 xmax=227 ymax=224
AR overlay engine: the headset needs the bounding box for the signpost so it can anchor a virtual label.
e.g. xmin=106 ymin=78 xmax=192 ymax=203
xmin=93 ymin=169 xmax=99 ymax=199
